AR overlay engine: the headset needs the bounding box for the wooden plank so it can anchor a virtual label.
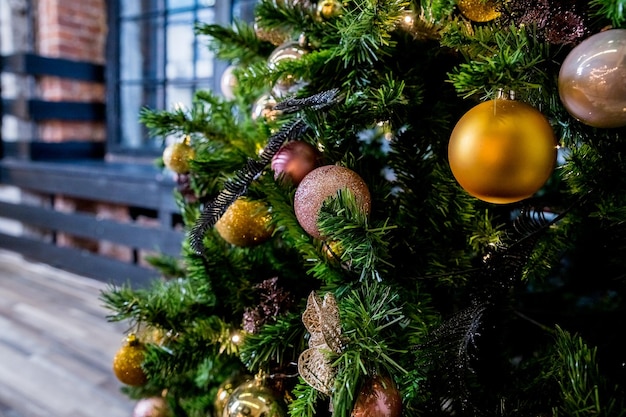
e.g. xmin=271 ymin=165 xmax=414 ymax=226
xmin=0 ymin=159 xmax=179 ymax=212
xmin=2 ymin=98 xmax=105 ymax=121
xmin=0 ymin=53 xmax=105 ymax=82
xmin=0 ymin=249 xmax=135 ymax=417
xmin=0 ymin=200 xmax=184 ymax=255
xmin=0 ymin=233 xmax=157 ymax=287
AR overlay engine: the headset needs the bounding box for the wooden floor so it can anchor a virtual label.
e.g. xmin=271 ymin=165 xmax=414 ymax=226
xmin=0 ymin=249 xmax=136 ymax=417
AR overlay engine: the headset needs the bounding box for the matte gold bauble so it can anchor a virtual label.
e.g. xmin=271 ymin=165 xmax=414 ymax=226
xmin=351 ymin=376 xmax=402 ymax=417
xmin=448 ymin=99 xmax=557 ymax=204
xmin=457 ymin=0 xmax=500 ymax=22
xmin=294 ymin=165 xmax=371 ymax=239
xmin=163 ymin=138 xmax=195 ymax=174
xmin=112 ymin=333 xmax=148 ymax=386
xmin=222 ymin=378 xmax=286 ymax=417
xmin=215 ymin=198 xmax=274 ymax=247
xmin=558 ymin=29 xmax=626 ymax=128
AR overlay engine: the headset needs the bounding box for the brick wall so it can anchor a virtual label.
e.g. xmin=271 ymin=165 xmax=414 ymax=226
xmin=36 ymin=0 xmax=106 ymax=142
xmin=34 ymin=0 xmax=134 ymax=260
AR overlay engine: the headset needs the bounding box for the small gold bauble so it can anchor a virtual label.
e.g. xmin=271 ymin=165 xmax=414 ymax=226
xmin=457 ymin=0 xmax=500 ymax=22
xmin=448 ymin=99 xmax=557 ymax=204
xmin=163 ymin=138 xmax=195 ymax=174
xmin=112 ymin=333 xmax=148 ymax=386
xmin=317 ymin=0 xmax=342 ymax=20
xmin=294 ymin=165 xmax=371 ymax=239
xmin=222 ymin=378 xmax=286 ymax=417
xmin=215 ymin=198 xmax=274 ymax=247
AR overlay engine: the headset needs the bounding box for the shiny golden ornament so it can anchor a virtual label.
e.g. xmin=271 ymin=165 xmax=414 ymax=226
xmin=222 ymin=377 xmax=287 ymax=417
xmin=558 ymin=29 xmax=626 ymax=128
xmin=294 ymin=165 xmax=371 ymax=239
xmin=163 ymin=137 xmax=195 ymax=174
xmin=215 ymin=198 xmax=274 ymax=247
xmin=214 ymin=374 xmax=252 ymax=416
xmin=112 ymin=333 xmax=148 ymax=386
xmin=457 ymin=0 xmax=500 ymax=22
xmin=448 ymin=99 xmax=557 ymax=204
xmin=317 ymin=0 xmax=342 ymax=20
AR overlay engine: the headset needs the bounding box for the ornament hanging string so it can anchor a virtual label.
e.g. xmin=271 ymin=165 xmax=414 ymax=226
xmin=190 ymin=88 xmax=341 ymax=254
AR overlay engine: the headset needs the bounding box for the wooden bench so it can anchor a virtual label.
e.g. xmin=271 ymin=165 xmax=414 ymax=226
xmin=0 ymin=53 xmax=183 ymax=287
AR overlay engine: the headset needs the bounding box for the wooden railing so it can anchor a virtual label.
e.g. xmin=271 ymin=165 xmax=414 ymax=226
xmin=0 ymin=53 xmax=182 ymax=287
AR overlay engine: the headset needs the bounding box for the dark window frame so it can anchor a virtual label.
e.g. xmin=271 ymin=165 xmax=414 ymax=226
xmin=105 ymin=0 xmax=233 ymax=159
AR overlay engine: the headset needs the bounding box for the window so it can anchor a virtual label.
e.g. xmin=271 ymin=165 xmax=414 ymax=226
xmin=107 ymin=0 xmax=256 ymax=157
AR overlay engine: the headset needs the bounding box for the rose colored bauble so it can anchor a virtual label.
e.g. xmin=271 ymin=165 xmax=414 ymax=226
xmin=163 ymin=138 xmax=195 ymax=174
xmin=558 ymin=29 xmax=626 ymax=128
xmin=457 ymin=0 xmax=500 ymax=22
xmin=271 ymin=141 xmax=321 ymax=185
xmin=294 ymin=165 xmax=371 ymax=239
xmin=448 ymin=99 xmax=557 ymax=204
xmin=351 ymin=376 xmax=402 ymax=417
xmin=133 ymin=397 xmax=170 ymax=417
xmin=112 ymin=333 xmax=148 ymax=387
xmin=215 ymin=198 xmax=274 ymax=247
xmin=223 ymin=378 xmax=287 ymax=417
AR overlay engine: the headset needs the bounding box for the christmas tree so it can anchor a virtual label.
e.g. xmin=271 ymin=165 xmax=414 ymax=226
xmin=102 ymin=1 xmax=626 ymax=416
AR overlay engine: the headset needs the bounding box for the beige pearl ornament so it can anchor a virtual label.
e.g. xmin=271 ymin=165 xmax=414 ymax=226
xmin=294 ymin=165 xmax=371 ymax=239
xmin=448 ymin=99 xmax=557 ymax=204
xmin=558 ymin=29 xmax=626 ymax=128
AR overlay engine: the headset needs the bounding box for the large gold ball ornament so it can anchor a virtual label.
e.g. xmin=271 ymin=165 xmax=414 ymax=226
xmin=294 ymin=165 xmax=371 ymax=239
xmin=215 ymin=198 xmax=274 ymax=247
xmin=222 ymin=378 xmax=287 ymax=417
xmin=558 ymin=29 xmax=626 ymax=128
xmin=448 ymin=99 xmax=557 ymax=204
xmin=457 ymin=0 xmax=500 ymax=22
xmin=112 ymin=333 xmax=148 ymax=386
xmin=163 ymin=138 xmax=195 ymax=174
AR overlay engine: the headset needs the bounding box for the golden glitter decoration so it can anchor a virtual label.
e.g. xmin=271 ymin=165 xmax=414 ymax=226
xmin=162 ymin=136 xmax=195 ymax=174
xmin=457 ymin=0 xmax=500 ymax=22
xmin=215 ymin=198 xmax=274 ymax=247
xmin=112 ymin=333 xmax=148 ymax=386
xmin=448 ymin=99 xmax=557 ymax=204
xmin=294 ymin=165 xmax=371 ymax=239
xmin=298 ymin=292 xmax=344 ymax=395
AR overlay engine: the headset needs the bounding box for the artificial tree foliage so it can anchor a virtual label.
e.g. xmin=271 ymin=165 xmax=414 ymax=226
xmin=102 ymin=0 xmax=626 ymax=416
